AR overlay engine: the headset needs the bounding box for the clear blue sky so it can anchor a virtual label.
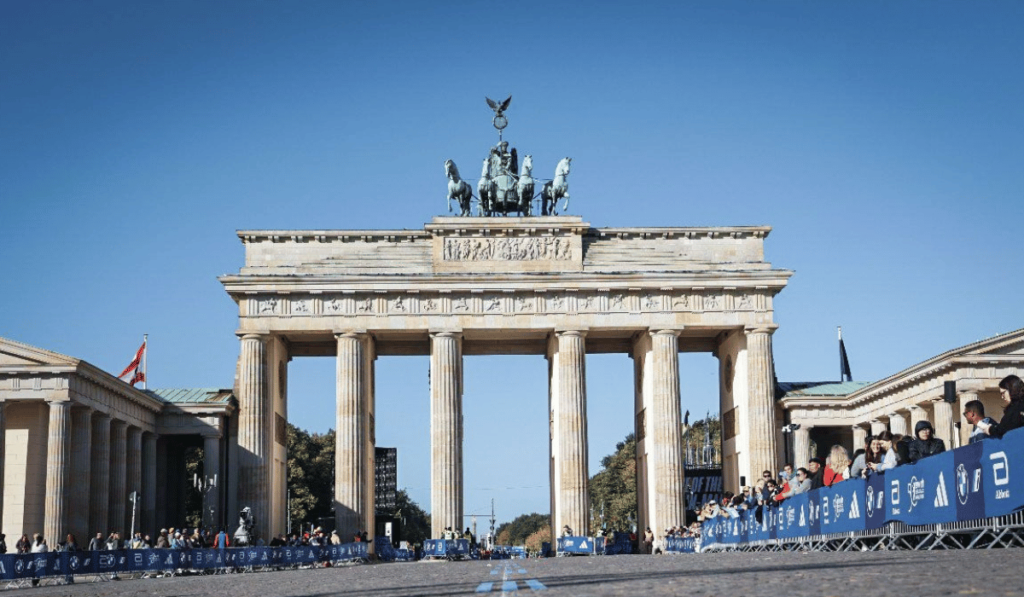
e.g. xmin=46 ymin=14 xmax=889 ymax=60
xmin=2 ymin=1 xmax=1021 ymax=528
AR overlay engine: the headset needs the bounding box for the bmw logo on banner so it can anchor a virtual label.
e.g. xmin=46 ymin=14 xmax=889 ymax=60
xmin=954 ymin=440 xmax=985 ymax=521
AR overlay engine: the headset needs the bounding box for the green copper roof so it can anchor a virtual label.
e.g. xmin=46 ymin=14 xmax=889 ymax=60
xmin=778 ymin=381 xmax=873 ymax=398
xmin=144 ymin=388 xmax=233 ymax=404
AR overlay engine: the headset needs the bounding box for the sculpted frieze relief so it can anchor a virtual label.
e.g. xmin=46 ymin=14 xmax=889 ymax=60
xmin=442 ymin=236 xmax=572 ymax=261
xmin=251 ymin=290 xmax=764 ymax=317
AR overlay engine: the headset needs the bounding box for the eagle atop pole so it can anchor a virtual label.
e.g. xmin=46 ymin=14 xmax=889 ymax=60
xmin=486 ymin=95 xmax=511 ymax=142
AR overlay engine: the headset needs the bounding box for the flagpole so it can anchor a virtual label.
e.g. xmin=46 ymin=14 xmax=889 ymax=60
xmin=838 ymin=326 xmax=842 ymax=382
xmin=143 ymin=333 xmax=148 ymax=390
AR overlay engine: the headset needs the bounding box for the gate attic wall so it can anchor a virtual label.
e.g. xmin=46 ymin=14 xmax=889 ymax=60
xmin=220 ymin=216 xmax=791 ymax=545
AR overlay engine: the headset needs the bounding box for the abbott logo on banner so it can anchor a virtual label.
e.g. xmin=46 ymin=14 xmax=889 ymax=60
xmin=890 ymin=479 xmax=901 ymax=515
xmin=990 ymin=451 xmax=1010 ymax=499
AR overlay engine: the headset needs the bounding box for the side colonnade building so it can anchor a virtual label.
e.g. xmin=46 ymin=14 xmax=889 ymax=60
xmin=779 ymin=328 xmax=1024 ymax=467
xmin=0 ymin=337 xmax=235 ymax=543
xmin=218 ymin=216 xmax=793 ymax=549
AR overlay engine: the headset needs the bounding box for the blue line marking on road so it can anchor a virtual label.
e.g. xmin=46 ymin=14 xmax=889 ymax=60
xmin=476 ymin=582 xmax=494 ymax=592
xmin=502 ymin=580 xmax=518 ymax=592
xmin=517 ymin=568 xmax=526 ymax=574
xmin=490 ymin=568 xmax=499 ymax=575
xmin=525 ymin=579 xmax=547 ymax=591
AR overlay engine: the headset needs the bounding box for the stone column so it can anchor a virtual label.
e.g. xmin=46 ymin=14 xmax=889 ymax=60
xmin=870 ymin=419 xmax=887 ymax=437
xmin=887 ymin=412 xmax=908 ymax=436
xmin=108 ymin=421 xmax=128 ymax=534
xmin=550 ymin=330 xmax=589 ymax=537
xmin=650 ymin=329 xmax=685 ymax=548
xmin=852 ymin=425 xmax=868 ymax=452
xmin=203 ymin=433 xmax=222 ymax=530
xmin=142 ymin=432 xmax=157 ymax=536
xmin=336 ymin=332 xmax=374 ymax=537
xmin=68 ymin=407 xmax=93 ymax=541
xmin=429 ymin=331 xmax=463 ymax=538
xmin=909 ymin=405 xmax=928 ymax=436
xmin=126 ymin=427 xmax=142 ymax=534
xmin=155 ymin=437 xmax=168 ymax=533
xmin=0 ymin=402 xmax=6 ymax=528
xmin=89 ymin=414 xmax=111 ymax=536
xmin=957 ymin=392 xmax=979 ymax=448
xmin=793 ymin=425 xmax=812 ymax=470
xmin=744 ymin=326 xmax=779 ymax=479
xmin=44 ymin=400 xmax=71 ymax=545
xmin=932 ymin=399 xmax=955 ymax=448
xmin=238 ymin=333 xmax=270 ymax=538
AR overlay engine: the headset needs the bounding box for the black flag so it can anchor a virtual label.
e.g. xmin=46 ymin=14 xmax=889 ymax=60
xmin=839 ymin=327 xmax=853 ymax=382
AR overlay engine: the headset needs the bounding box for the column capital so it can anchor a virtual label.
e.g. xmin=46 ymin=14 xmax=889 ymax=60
xmin=852 ymin=424 xmax=867 ymax=431
xmin=335 ymin=329 xmax=369 ymax=339
xmin=201 ymin=430 xmax=223 ymax=440
xmin=45 ymin=398 xmax=72 ymax=407
xmin=744 ymin=324 xmax=778 ymax=336
xmin=428 ymin=329 xmax=463 ymax=339
xmin=93 ymin=411 xmax=112 ymax=422
xmin=110 ymin=418 xmax=128 ymax=429
xmin=554 ymin=328 xmax=588 ymax=338
xmin=649 ymin=328 xmax=684 ymax=337
xmin=237 ymin=331 xmax=269 ymax=341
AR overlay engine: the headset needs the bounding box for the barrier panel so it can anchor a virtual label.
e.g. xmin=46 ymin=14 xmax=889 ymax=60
xmin=0 ymin=543 xmax=370 ymax=583
xmin=602 ymin=533 xmax=633 ymax=555
xmin=700 ymin=428 xmax=1024 ymax=549
xmin=664 ymin=536 xmax=697 ymax=553
xmin=421 ymin=539 xmax=469 ymax=559
xmin=373 ymin=537 xmax=414 ymax=562
xmin=556 ymin=536 xmax=604 ymax=555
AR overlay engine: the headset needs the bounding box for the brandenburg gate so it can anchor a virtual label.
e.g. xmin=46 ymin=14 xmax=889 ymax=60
xmin=219 ymin=215 xmax=792 ymax=547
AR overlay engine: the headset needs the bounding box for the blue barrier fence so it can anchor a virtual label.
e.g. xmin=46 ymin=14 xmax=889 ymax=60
xmin=421 ymin=539 xmax=469 ymax=559
xmin=700 ymin=428 xmax=1024 ymax=549
xmin=556 ymin=536 xmax=605 ymax=555
xmin=0 ymin=543 xmax=369 ymax=582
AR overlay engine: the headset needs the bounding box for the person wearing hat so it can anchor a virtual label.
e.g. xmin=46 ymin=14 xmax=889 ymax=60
xmin=807 ymin=457 xmax=825 ymax=490
xmin=908 ymin=420 xmax=946 ymax=463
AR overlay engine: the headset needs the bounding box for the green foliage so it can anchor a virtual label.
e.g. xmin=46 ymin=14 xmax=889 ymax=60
xmin=589 ymin=433 xmax=637 ymax=532
xmin=683 ymin=415 xmax=722 ymax=464
xmin=494 ymin=512 xmax=550 ymax=546
xmin=390 ymin=489 xmax=430 ymax=545
xmin=287 ymin=424 xmax=336 ymax=533
xmin=183 ymin=446 xmax=203 ymax=529
xmin=285 ymin=424 xmax=430 ymax=544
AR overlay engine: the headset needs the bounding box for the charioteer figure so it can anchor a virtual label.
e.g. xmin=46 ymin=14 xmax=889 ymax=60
xmin=444 ymin=95 xmax=571 ymax=217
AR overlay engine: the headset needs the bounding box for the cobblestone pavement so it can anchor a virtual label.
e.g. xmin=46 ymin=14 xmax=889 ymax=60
xmin=23 ymin=550 xmax=1024 ymax=597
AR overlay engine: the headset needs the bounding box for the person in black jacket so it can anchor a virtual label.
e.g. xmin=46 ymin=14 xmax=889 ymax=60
xmin=908 ymin=420 xmax=946 ymax=463
xmin=979 ymin=375 xmax=1024 ymax=440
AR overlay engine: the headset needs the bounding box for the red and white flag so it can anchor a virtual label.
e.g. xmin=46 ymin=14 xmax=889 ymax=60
xmin=118 ymin=340 xmax=146 ymax=387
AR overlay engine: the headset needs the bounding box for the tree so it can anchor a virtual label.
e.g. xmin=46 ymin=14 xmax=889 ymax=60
xmin=524 ymin=525 xmax=551 ymax=553
xmin=494 ymin=512 xmax=549 ymax=546
xmin=390 ymin=489 xmax=430 ymax=546
xmin=589 ymin=433 xmax=637 ymax=532
xmin=286 ymin=424 xmax=335 ymax=532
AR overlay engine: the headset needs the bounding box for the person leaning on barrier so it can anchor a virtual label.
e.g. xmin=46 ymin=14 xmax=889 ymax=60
xmin=807 ymin=458 xmax=825 ymax=490
xmin=774 ymin=468 xmax=810 ymax=501
xmin=561 ymin=525 xmax=573 ymax=537
xmin=894 ymin=433 xmax=912 ymax=465
xmin=0 ymin=533 xmax=5 ymax=554
xmin=908 ymin=420 xmax=946 ymax=463
xmin=869 ymin=431 xmax=899 ymax=472
xmin=977 ymin=375 xmax=1024 ymax=440
xmin=824 ymin=445 xmax=851 ymax=486
xmin=964 ymin=399 xmax=997 ymax=443
xmin=780 ymin=464 xmax=794 ymax=483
